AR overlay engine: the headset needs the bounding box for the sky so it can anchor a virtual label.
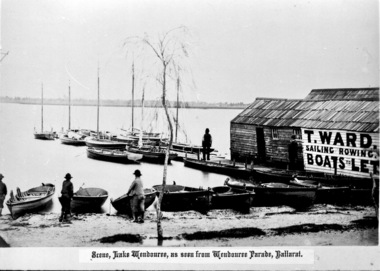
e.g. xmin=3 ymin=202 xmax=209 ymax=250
xmin=0 ymin=0 xmax=378 ymax=103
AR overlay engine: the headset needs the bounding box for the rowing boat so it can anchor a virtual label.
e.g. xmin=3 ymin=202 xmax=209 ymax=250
xmin=290 ymin=178 xmax=351 ymax=205
xmin=210 ymin=186 xmax=254 ymax=213
xmin=225 ymin=178 xmax=316 ymax=210
xmin=126 ymin=146 xmax=178 ymax=164
xmin=152 ymin=184 xmax=212 ymax=213
xmin=71 ymin=187 xmax=108 ymax=211
xmin=6 ymin=183 xmax=55 ymax=219
xmin=86 ymin=147 xmax=142 ymax=164
xmin=110 ymin=188 xmax=157 ymax=215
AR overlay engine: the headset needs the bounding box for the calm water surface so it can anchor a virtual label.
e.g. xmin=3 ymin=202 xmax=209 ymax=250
xmin=0 ymin=103 xmax=241 ymax=215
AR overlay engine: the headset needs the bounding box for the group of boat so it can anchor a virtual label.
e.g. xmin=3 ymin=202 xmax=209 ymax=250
xmin=5 ymin=171 xmax=377 ymax=219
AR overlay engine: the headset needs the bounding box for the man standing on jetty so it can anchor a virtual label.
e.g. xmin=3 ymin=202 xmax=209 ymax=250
xmin=0 ymin=174 xmax=7 ymax=216
xmin=202 ymin=128 xmax=212 ymax=161
xmin=127 ymin=170 xmax=145 ymax=223
xmin=59 ymin=173 xmax=74 ymax=222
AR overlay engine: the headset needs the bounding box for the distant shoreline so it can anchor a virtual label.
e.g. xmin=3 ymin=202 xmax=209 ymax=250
xmin=0 ymin=98 xmax=249 ymax=110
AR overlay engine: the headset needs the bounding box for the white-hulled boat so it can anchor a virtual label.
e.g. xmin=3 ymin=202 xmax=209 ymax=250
xmin=6 ymin=183 xmax=55 ymax=219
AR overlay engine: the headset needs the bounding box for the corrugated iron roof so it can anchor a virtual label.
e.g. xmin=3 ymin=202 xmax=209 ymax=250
xmin=231 ymin=88 xmax=379 ymax=132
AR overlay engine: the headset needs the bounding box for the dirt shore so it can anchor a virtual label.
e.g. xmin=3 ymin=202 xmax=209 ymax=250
xmin=0 ymin=204 xmax=378 ymax=247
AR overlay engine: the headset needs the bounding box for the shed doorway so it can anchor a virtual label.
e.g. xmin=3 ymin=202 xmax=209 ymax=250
xmin=256 ymin=127 xmax=266 ymax=162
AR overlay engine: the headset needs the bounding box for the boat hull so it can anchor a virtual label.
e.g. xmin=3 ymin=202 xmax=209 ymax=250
xmin=60 ymin=137 xmax=86 ymax=146
xmin=127 ymin=147 xmax=177 ymax=164
xmin=6 ymin=184 xmax=55 ymax=219
xmin=86 ymin=148 xmax=142 ymax=164
xmin=85 ymin=137 xmax=128 ymax=149
xmin=290 ymin=179 xmax=351 ymax=205
xmin=253 ymin=168 xmax=373 ymax=188
xmin=71 ymin=187 xmax=108 ymax=211
xmin=184 ymin=158 xmax=253 ymax=178
xmin=111 ymin=188 xmax=157 ymax=215
xmin=153 ymin=185 xmax=212 ymax=213
xmin=34 ymin=132 xmax=55 ymax=140
xmin=170 ymin=142 xmax=215 ymax=154
xmin=211 ymin=186 xmax=254 ymax=213
xmin=252 ymin=183 xmax=317 ymax=210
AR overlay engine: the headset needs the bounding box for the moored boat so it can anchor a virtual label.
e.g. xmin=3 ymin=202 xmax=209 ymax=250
xmin=252 ymin=182 xmax=317 ymax=210
xmin=34 ymin=131 xmax=56 ymax=140
xmin=290 ymin=178 xmax=351 ymax=205
xmin=253 ymin=167 xmax=373 ymax=188
xmin=110 ymin=188 xmax=157 ymax=215
xmin=71 ymin=187 xmax=108 ymax=211
xmin=126 ymin=146 xmax=177 ymax=164
xmin=184 ymin=158 xmax=253 ymax=178
xmin=152 ymin=184 xmax=212 ymax=213
xmin=85 ymin=136 xmax=129 ymax=150
xmin=210 ymin=186 xmax=254 ymax=213
xmin=60 ymin=131 xmax=87 ymax=146
xmin=6 ymin=183 xmax=55 ymax=219
xmin=86 ymin=147 xmax=142 ymax=164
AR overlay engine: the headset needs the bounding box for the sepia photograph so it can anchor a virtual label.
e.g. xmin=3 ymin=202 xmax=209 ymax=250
xmin=0 ymin=0 xmax=379 ymax=270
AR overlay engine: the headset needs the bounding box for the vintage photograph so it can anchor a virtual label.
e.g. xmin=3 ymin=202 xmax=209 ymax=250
xmin=0 ymin=0 xmax=379 ymax=269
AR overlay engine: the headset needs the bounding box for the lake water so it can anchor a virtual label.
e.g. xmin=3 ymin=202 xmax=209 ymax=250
xmin=0 ymin=103 xmax=242 ymax=215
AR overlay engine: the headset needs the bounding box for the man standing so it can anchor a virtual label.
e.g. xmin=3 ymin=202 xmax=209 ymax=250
xmin=202 ymin=128 xmax=212 ymax=161
xmin=59 ymin=173 xmax=74 ymax=222
xmin=288 ymin=135 xmax=298 ymax=170
xmin=127 ymin=170 xmax=145 ymax=223
xmin=0 ymin=174 xmax=7 ymax=216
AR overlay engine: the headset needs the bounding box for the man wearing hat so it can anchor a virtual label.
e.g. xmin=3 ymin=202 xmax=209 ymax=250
xmin=0 ymin=174 xmax=7 ymax=216
xmin=59 ymin=173 xmax=74 ymax=222
xmin=127 ymin=169 xmax=145 ymax=223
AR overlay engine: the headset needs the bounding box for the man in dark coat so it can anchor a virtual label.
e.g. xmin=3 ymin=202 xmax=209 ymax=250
xmin=288 ymin=135 xmax=298 ymax=170
xmin=59 ymin=173 xmax=74 ymax=222
xmin=127 ymin=170 xmax=145 ymax=223
xmin=202 ymin=128 xmax=212 ymax=161
xmin=0 ymin=174 xmax=7 ymax=216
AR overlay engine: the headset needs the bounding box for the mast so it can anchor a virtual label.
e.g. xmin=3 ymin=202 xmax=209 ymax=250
xmin=97 ymin=64 xmax=100 ymax=138
xmin=131 ymin=61 xmax=135 ymax=131
xmin=138 ymin=86 xmax=145 ymax=148
xmin=68 ymin=80 xmax=71 ymax=131
xmin=41 ymin=83 xmax=44 ymax=132
xmin=175 ymin=75 xmax=180 ymax=143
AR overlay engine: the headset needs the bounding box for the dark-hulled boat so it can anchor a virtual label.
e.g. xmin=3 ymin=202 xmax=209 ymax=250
xmin=184 ymin=158 xmax=253 ymax=178
xmin=211 ymin=186 xmax=254 ymax=213
xmin=253 ymin=167 xmax=373 ymax=188
xmin=71 ymin=187 xmax=108 ymax=211
xmin=253 ymin=182 xmax=317 ymax=210
xmin=110 ymin=188 xmax=157 ymax=215
xmin=87 ymin=147 xmax=143 ymax=164
xmin=34 ymin=83 xmax=57 ymax=141
xmin=225 ymin=178 xmax=316 ymax=210
xmin=126 ymin=146 xmax=177 ymax=164
xmin=152 ymin=184 xmax=212 ymax=213
xmin=6 ymin=183 xmax=55 ymax=219
xmin=290 ymin=178 xmax=351 ymax=205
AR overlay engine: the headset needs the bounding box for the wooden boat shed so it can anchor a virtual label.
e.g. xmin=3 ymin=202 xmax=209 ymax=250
xmin=230 ymin=87 xmax=379 ymax=179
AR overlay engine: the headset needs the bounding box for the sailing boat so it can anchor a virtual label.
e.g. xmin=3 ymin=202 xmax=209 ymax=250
xmin=115 ymin=62 xmax=163 ymax=144
xmin=167 ymin=74 xmax=215 ymax=156
xmin=33 ymin=83 xmax=56 ymax=140
xmin=84 ymin=66 xmax=129 ymax=150
xmin=60 ymin=81 xmax=87 ymax=146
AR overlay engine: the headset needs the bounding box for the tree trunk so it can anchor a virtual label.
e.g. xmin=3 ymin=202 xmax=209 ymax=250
xmin=157 ymin=63 xmax=173 ymax=241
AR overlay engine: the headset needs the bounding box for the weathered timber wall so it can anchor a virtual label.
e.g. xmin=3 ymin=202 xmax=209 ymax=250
xmin=230 ymin=123 xmax=304 ymax=167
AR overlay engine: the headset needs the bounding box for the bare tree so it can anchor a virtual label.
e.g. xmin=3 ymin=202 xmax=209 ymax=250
xmin=124 ymin=26 xmax=191 ymax=240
